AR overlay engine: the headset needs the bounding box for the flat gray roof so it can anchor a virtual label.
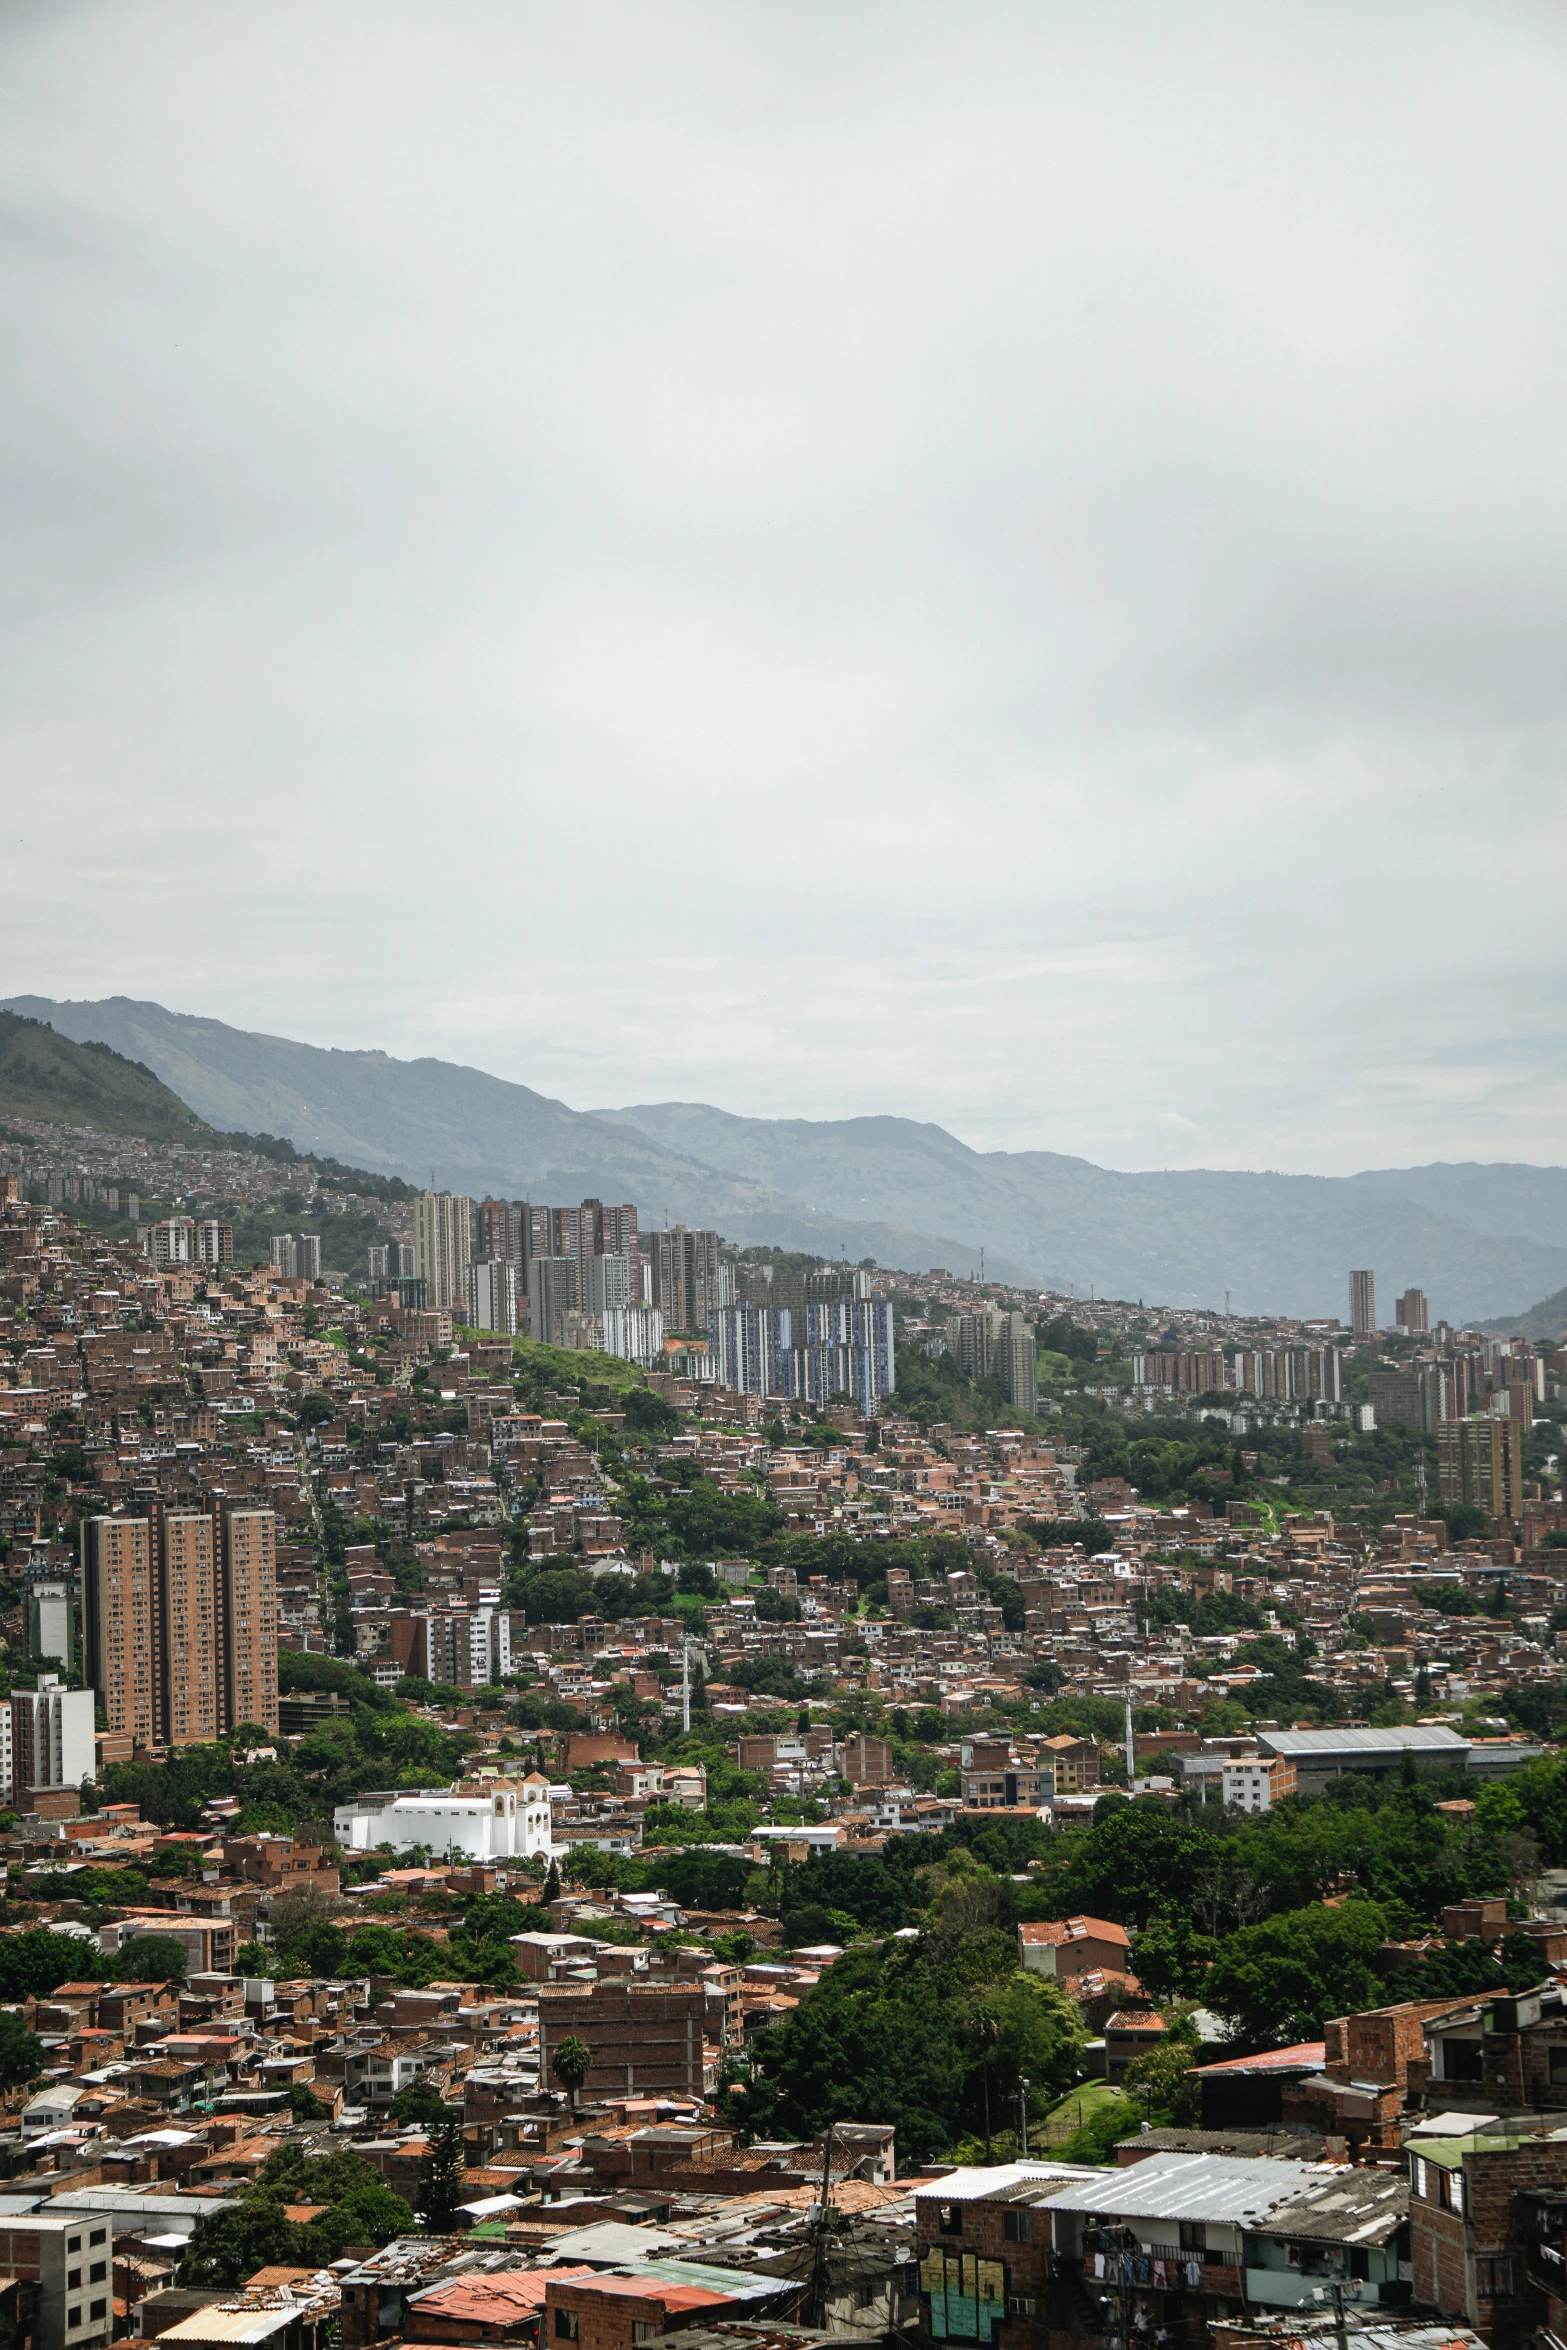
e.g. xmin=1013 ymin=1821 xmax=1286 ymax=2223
xmin=1044 ymin=2153 xmax=1316 ymax=2226
xmin=1259 ymin=1726 xmax=1469 ymax=1760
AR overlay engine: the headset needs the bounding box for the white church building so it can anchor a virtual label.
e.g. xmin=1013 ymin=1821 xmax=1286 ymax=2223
xmin=333 ymin=1774 xmax=554 ymax=1861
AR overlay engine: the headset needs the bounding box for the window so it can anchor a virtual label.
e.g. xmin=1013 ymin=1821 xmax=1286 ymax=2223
xmin=1179 ymin=2224 xmax=1208 ymax=2255
xmin=1413 ymin=2159 xmax=1429 ymax=2200
xmin=68 ymin=2239 xmax=80 ymax=2254
xmin=1447 ymin=2171 xmax=1465 ymax=2217
xmin=1442 ymin=2038 xmax=1484 ymax=2084
xmin=1549 ymin=2047 xmax=1567 ymax=2085
xmin=88 ymin=2232 xmax=104 ymax=2249
xmin=89 ymin=2304 xmax=105 ymax=2324
xmin=632 ymin=2327 xmax=657 ymax=2344
xmin=68 ymin=2272 xmax=81 ymax=2291
xmin=555 ymin=2313 xmax=579 ymax=2341
xmin=68 ymin=2312 xmax=80 ymax=2332
xmin=1003 ymin=2210 xmax=1034 ymax=2243
xmin=939 ymin=2205 xmax=964 ymax=2236
xmin=88 ymin=2264 xmax=105 ymax=2285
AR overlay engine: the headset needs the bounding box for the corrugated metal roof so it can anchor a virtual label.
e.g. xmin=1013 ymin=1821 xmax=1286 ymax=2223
xmin=1267 ymin=2171 xmax=1409 ymax=2246
xmin=1043 ymin=2153 xmax=1317 ymax=2225
xmin=1260 ymin=1726 xmax=1469 ymax=1759
xmin=910 ymin=2164 xmax=1096 ymax=2204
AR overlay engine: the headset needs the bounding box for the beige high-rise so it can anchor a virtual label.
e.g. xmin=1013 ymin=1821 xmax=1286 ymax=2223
xmin=83 ymin=1517 xmax=156 ymax=1745
xmin=415 ymin=1192 xmax=473 ymax=1309
xmin=160 ymin=1513 xmax=219 ymax=1747
xmin=220 ymin=1507 xmax=279 ymax=1736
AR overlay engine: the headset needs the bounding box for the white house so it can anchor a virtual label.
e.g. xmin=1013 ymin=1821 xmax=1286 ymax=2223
xmin=333 ymin=1774 xmax=553 ymax=1861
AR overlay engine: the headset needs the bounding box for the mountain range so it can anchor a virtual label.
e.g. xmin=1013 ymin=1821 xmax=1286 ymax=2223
xmin=5 ymin=992 xmax=1566 ymax=1329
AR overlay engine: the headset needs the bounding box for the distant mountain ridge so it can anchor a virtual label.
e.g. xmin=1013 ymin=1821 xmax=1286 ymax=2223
xmin=6 ymin=993 xmax=1566 ymax=1325
xmin=0 ymin=1009 xmax=211 ymax=1143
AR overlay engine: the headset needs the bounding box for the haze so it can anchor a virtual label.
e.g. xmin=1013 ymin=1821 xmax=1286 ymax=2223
xmin=4 ymin=1 xmax=1566 ymax=1175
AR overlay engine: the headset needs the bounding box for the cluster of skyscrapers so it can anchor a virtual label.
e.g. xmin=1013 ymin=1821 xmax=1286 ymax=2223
xmin=401 ymin=1193 xmax=732 ymax=1367
xmin=402 ymin=1192 xmax=901 ymax=1405
xmin=709 ymin=1265 xmax=897 ymax=1416
xmin=1132 ymin=1346 xmax=1346 ymax=1401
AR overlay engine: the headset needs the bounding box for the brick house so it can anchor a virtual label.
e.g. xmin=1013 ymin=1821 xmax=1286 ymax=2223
xmin=1018 ymin=1919 xmax=1132 ymax=1985
xmin=1409 ymin=2124 xmax=1567 ymax=2349
xmin=912 ymin=2161 xmax=1095 ymax=2350
xmin=543 ymin=2268 xmax=784 ymax=2350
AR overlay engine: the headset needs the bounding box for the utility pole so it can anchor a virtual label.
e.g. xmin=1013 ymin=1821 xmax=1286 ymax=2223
xmin=1017 ymin=2076 xmax=1030 ymax=2157
xmin=1123 ymin=1696 xmax=1135 ymax=1787
xmin=809 ymin=2124 xmax=835 ymax=2324
xmin=1326 ymin=2282 xmax=1348 ymax=2350
xmin=681 ymin=1637 xmax=691 ymax=1734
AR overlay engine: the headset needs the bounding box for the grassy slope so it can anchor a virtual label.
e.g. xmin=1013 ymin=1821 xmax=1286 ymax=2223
xmin=0 ymin=1011 xmax=210 ymax=1143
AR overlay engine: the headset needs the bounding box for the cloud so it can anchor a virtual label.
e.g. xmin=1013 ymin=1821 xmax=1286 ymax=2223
xmin=2 ymin=0 xmax=1566 ymax=1175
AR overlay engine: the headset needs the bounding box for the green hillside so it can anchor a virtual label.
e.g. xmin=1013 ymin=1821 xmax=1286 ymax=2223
xmin=0 ymin=1011 xmax=211 ymax=1142
xmin=1480 ymin=1286 xmax=1567 ymax=1341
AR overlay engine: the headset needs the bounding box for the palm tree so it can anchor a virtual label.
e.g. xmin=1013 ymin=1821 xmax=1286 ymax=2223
xmin=551 ymin=2035 xmax=592 ymax=2114
xmin=960 ymin=1999 xmax=1002 ymax=2156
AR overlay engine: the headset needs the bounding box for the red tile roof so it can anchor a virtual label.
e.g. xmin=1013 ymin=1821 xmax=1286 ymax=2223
xmin=1019 ymin=1916 xmax=1131 ymax=1949
xmin=1193 ymin=2041 xmax=1325 ymax=2074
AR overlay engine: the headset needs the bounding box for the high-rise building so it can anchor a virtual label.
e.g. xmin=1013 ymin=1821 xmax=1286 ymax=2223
xmin=12 ymin=1677 xmax=96 ymax=1797
xmin=24 ymin=1573 xmax=73 ymax=1672
xmin=648 ymin=1226 xmax=726 ymax=1332
xmin=144 ymin=1219 xmax=195 ymax=1269
xmin=954 ymin=1307 xmax=1004 ymax=1381
xmin=477 ymin=1200 xmax=520 ymax=1265
xmin=996 ymin=1311 xmax=1038 ymax=1417
xmin=1350 ymin=1270 xmax=1377 ymax=1339
xmin=466 ymin=1258 xmax=519 ymax=1336
xmin=1395 ymin=1288 xmax=1430 ymax=1334
xmin=1437 ymin=1416 xmax=1523 ymax=1525
xmin=528 ymin=1256 xmax=579 ymax=1348
xmin=83 ymin=1516 xmax=156 ymax=1746
xmin=602 ymin=1304 xmax=665 ymax=1365
xmin=414 ymin=1193 xmax=473 ymax=1311
xmin=368 ymin=1245 xmax=389 ymax=1280
xmin=269 ymin=1233 xmax=321 ymax=1281
xmin=160 ymin=1512 xmax=219 ymax=1747
xmin=193 ymin=1221 xmax=233 ymax=1266
xmin=84 ymin=1506 xmax=278 ymax=1748
xmin=220 ymin=1507 xmax=278 ymax=1735
xmin=583 ymin=1253 xmax=636 ymax=1314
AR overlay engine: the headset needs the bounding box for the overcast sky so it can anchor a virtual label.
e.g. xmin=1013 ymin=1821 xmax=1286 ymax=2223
xmin=4 ymin=1 xmax=1567 ymax=1175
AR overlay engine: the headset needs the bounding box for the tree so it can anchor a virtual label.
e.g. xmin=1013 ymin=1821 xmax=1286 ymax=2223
xmin=389 ymin=2080 xmax=451 ymax=2125
xmin=0 ymin=2012 xmax=45 ymax=2092
xmin=542 ymin=1857 xmax=561 ymax=1904
xmin=0 ymin=1930 xmax=103 ymax=2003
xmin=418 ymin=2113 xmax=469 ymax=2231
xmin=1121 ymin=2027 xmax=1201 ymax=2127
xmin=306 ymin=2184 xmax=414 ymax=2261
xmin=551 ymin=2035 xmax=593 ymax=2113
xmin=179 ymin=2201 xmax=301 ymax=2287
xmin=104 ymin=1935 xmax=188 ymax=1983
xmin=1205 ymin=1899 xmax=1389 ymax=2048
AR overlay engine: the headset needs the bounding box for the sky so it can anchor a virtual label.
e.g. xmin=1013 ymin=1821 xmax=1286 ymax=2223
xmin=4 ymin=1 xmax=1567 ymax=1176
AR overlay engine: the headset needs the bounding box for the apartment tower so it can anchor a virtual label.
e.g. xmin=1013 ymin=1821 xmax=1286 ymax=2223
xmin=84 ymin=1506 xmax=279 ymax=1748
xmin=414 ymin=1192 xmax=473 ymax=1311
xmin=1350 ymin=1269 xmax=1377 ymax=1339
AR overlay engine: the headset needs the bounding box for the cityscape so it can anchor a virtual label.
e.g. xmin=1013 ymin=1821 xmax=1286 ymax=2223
xmin=0 ymin=1069 xmax=1560 ymax=2350
xmin=7 ymin=8 xmax=1567 ymax=2350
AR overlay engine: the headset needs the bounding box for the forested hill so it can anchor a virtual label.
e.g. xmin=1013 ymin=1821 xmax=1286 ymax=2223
xmin=0 ymin=1011 xmax=211 ymax=1143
